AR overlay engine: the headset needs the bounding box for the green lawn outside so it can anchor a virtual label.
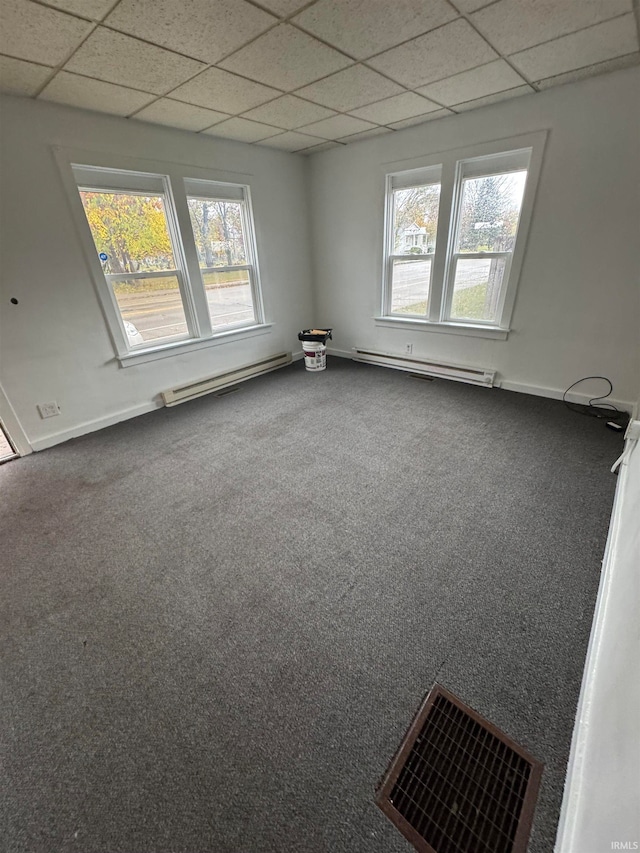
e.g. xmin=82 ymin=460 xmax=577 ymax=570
xmin=404 ymin=283 xmax=488 ymax=319
xmin=113 ymin=270 xmax=247 ymax=295
xmin=451 ymin=283 xmax=487 ymax=320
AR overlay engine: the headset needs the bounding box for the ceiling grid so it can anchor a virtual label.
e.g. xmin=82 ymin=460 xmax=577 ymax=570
xmin=0 ymin=0 xmax=637 ymax=152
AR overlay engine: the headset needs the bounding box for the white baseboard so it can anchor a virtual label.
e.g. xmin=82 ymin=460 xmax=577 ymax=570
xmin=554 ymin=430 xmax=640 ymax=851
xmin=333 ymin=352 xmax=633 ymax=409
xmin=28 ymin=363 xmax=634 ymax=452
xmin=497 ymin=379 xmax=633 ymax=413
xmin=30 ymin=400 xmax=162 ymax=451
xmin=326 ymin=347 xmax=352 ymax=359
xmin=0 ymin=383 xmax=32 ymax=456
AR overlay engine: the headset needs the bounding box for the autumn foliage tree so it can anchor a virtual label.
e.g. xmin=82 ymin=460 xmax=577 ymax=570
xmin=80 ymin=192 xmax=174 ymax=274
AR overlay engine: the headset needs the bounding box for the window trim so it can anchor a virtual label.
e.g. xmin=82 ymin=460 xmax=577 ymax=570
xmin=184 ymin=178 xmax=266 ymax=335
xmin=379 ymin=131 xmax=547 ymax=337
xmin=384 ymin=176 xmax=441 ymax=320
xmin=54 ymin=147 xmax=270 ymax=365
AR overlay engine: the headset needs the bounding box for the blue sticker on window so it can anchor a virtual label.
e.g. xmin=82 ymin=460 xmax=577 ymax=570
xmin=99 ymin=252 xmax=108 ymax=261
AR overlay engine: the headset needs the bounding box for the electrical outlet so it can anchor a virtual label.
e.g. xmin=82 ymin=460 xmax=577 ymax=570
xmin=37 ymin=401 xmax=60 ymax=419
xmin=405 ymin=343 xmax=413 ymax=354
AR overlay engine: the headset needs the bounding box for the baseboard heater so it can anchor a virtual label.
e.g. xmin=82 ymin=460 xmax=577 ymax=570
xmin=352 ymin=348 xmax=495 ymax=387
xmin=162 ymin=352 xmax=292 ymax=407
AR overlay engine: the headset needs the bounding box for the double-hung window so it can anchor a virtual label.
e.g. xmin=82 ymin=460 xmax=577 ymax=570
xmin=75 ymin=168 xmax=193 ymax=349
xmin=382 ymin=136 xmax=544 ymax=335
xmin=71 ymin=164 xmax=265 ymax=361
xmin=185 ymin=181 xmax=262 ymax=332
xmin=386 ymin=165 xmax=441 ymax=317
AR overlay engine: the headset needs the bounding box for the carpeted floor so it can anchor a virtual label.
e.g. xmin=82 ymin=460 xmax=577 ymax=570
xmin=0 ymin=359 xmax=621 ymax=853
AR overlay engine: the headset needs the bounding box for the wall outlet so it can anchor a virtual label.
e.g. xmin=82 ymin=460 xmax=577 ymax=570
xmin=37 ymin=401 xmax=60 ymax=419
xmin=405 ymin=343 xmax=413 ymax=354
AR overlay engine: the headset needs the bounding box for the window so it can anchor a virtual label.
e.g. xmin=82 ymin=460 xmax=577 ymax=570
xmin=186 ymin=182 xmax=261 ymax=332
xmin=71 ymin=165 xmax=265 ymax=361
xmin=382 ymin=139 xmax=543 ymax=334
xmin=78 ymin=179 xmax=191 ymax=348
xmin=387 ymin=166 xmax=441 ymax=317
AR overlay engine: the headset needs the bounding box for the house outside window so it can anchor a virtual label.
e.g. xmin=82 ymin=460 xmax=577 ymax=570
xmin=381 ymin=133 xmax=546 ymax=336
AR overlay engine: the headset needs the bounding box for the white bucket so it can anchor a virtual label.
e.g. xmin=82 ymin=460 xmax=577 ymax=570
xmin=302 ymin=341 xmax=326 ymax=372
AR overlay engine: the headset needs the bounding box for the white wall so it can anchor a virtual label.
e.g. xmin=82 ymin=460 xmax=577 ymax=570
xmin=1 ymin=70 xmax=639 ymax=452
xmin=309 ymin=67 xmax=640 ymax=408
xmin=555 ymin=423 xmax=640 ymax=852
xmin=0 ymin=96 xmax=314 ymax=449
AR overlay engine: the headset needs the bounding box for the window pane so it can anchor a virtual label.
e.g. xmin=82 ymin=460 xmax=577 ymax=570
xmin=456 ymin=171 xmax=526 ymax=253
xmin=203 ymin=270 xmax=256 ymax=330
xmin=391 ymin=258 xmax=432 ymax=315
xmin=111 ymin=275 xmax=188 ymax=345
xmin=392 ymin=184 xmax=440 ymax=255
xmin=187 ymin=198 xmax=247 ymax=267
xmin=450 ymin=257 xmax=507 ymax=323
xmin=79 ymin=191 xmax=176 ymax=273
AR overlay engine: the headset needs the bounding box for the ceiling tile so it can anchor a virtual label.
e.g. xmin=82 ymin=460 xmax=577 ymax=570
xmin=449 ymin=0 xmax=494 ymax=11
xmin=0 ymin=55 xmax=51 ymax=96
xmin=338 ymin=126 xmax=393 ymax=142
xmin=367 ymin=19 xmax=498 ymax=88
xmin=202 ymin=117 xmax=282 ymax=142
xmin=349 ymin=92 xmax=440 ymax=124
xmin=241 ymin=95 xmax=336 ymax=129
xmin=40 ymin=70 xmax=155 ymax=115
xmin=294 ymin=64 xmax=403 ymax=111
xmin=0 ymin=0 xmax=92 ymax=66
xmin=471 ymin=0 xmax=632 ymax=56
xmin=257 ymin=0 xmax=310 ymax=15
xmin=132 ymin=98 xmax=229 ymax=131
xmin=292 ymin=0 xmax=458 ymax=60
xmin=105 ymin=0 xmax=276 ymax=65
xmin=510 ymin=14 xmax=638 ymax=81
xmin=65 ymin=28 xmax=205 ymax=94
xmin=387 ymin=108 xmax=453 ymax=129
xmin=417 ymin=59 xmax=526 ymax=105
xmin=43 ymin=0 xmax=118 ymax=19
xmin=261 ymin=130 xmax=327 ymax=150
xmin=536 ymin=50 xmax=640 ymax=88
xmin=298 ymin=113 xmax=378 ymax=139
xmin=170 ymin=67 xmax=281 ymax=113
xmin=453 ymin=84 xmax=533 ymax=110
xmin=299 ymin=140 xmax=343 ymax=153
xmin=218 ymin=24 xmax=352 ymax=90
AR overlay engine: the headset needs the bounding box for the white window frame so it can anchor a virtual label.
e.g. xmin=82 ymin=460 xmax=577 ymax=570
xmin=384 ymin=164 xmax=442 ymax=320
xmin=184 ymin=179 xmax=265 ymax=335
xmin=55 ymin=147 xmax=271 ymax=367
xmin=378 ymin=132 xmax=547 ymax=340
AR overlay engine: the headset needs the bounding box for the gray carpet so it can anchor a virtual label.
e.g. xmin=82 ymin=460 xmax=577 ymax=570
xmin=0 ymin=359 xmax=621 ymax=853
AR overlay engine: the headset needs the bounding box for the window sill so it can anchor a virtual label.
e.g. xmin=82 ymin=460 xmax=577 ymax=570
xmin=117 ymin=323 xmax=273 ymax=367
xmin=374 ymin=316 xmax=509 ymax=340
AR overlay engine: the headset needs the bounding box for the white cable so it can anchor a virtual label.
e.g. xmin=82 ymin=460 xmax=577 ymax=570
xmin=611 ymin=437 xmax=638 ymax=474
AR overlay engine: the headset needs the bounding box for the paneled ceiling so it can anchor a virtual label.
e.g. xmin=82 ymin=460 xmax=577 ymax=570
xmin=0 ymin=0 xmax=638 ymax=153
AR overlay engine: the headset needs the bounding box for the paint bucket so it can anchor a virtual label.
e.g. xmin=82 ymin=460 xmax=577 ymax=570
xmin=298 ymin=328 xmax=333 ymax=373
xmin=302 ymin=341 xmax=326 ymax=372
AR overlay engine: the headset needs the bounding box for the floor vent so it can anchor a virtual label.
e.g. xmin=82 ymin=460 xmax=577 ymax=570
xmin=376 ymin=684 xmax=543 ymax=853
xmin=352 ymin=349 xmax=495 ymax=387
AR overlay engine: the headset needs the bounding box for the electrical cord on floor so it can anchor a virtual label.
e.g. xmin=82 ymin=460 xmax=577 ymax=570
xmin=562 ymin=376 xmax=627 ymax=424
